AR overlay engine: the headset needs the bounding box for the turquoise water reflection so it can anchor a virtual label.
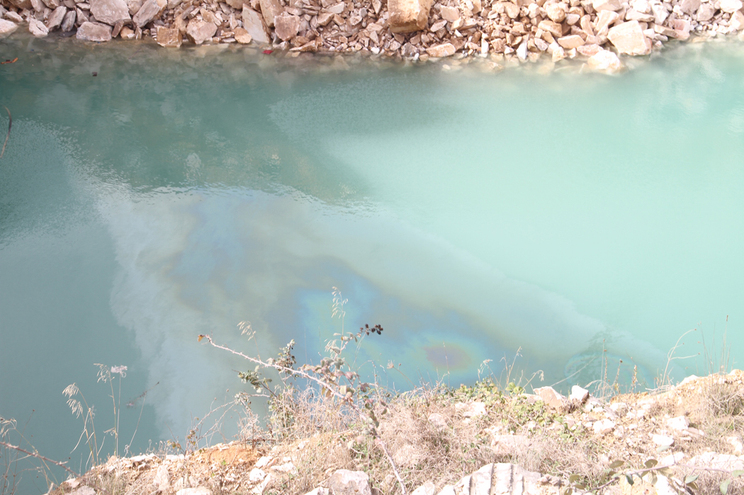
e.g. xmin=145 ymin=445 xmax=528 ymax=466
xmin=1 ymin=34 xmax=743 ymax=488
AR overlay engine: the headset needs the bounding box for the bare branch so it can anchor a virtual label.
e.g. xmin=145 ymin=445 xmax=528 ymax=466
xmin=0 ymin=440 xmax=77 ymax=476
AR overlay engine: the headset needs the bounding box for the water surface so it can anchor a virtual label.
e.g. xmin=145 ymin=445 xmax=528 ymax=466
xmin=1 ymin=34 xmax=743 ymax=488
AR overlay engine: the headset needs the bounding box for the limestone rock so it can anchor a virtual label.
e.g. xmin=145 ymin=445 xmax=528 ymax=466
xmin=570 ymin=385 xmax=589 ymax=402
xmin=241 ymin=6 xmax=269 ymax=43
xmin=389 ymin=0 xmax=433 ymax=32
xmin=672 ymin=18 xmax=691 ymax=39
xmin=274 ymin=12 xmax=299 ymax=40
xmin=666 ymin=416 xmax=689 ymax=431
xmin=720 ymin=0 xmax=743 ymax=12
xmin=30 ymin=0 xmax=44 ymax=13
xmin=696 ymin=2 xmax=714 ymax=21
xmin=156 ymin=25 xmax=181 ymax=46
xmin=90 ymin=0 xmax=130 ymax=25
xmin=426 ymin=42 xmax=455 ymax=57
xmin=545 ymin=1 xmax=566 ymax=22
xmin=328 ymin=470 xmax=371 ymax=495
xmin=538 ymin=19 xmax=563 ymax=37
xmin=440 ymin=5 xmax=459 ymax=22
xmin=731 ymin=10 xmax=744 ymax=30
xmin=175 ymin=488 xmax=212 ymax=495
xmin=76 ymin=20 xmax=112 ymax=39
xmin=652 ymin=434 xmax=674 ymax=447
xmin=46 ymin=5 xmax=67 ymax=30
xmin=534 ymin=387 xmax=565 ymax=409
xmin=233 ymin=26 xmax=252 ymax=43
xmin=427 ymin=413 xmax=448 ymax=429
xmin=593 ymin=418 xmax=616 ymax=434
xmin=411 ymin=481 xmax=436 ymax=495
xmin=5 ymin=11 xmax=24 ymax=22
xmin=225 ymin=0 xmax=245 ymax=7
xmin=304 ymin=489 xmax=330 ymax=495
xmin=608 ymin=20 xmax=650 ymax=55
xmin=455 ymin=401 xmax=486 ymax=418
xmin=592 ymin=0 xmax=621 ymax=10
xmin=678 ymin=0 xmax=700 ymax=15
xmin=132 ymin=0 xmax=166 ymax=28
xmin=557 ymin=34 xmax=584 ymax=48
xmin=258 ymin=0 xmax=282 ymax=27
xmin=186 ymin=18 xmax=216 ymax=44
xmin=28 ymin=18 xmax=49 ymax=36
xmin=7 ymin=0 xmax=32 ymax=10
xmin=0 ymin=18 xmax=18 ymax=38
xmin=587 ymin=49 xmax=622 ymax=73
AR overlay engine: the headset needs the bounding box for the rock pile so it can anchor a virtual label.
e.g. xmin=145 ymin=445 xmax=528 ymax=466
xmin=2 ymin=0 xmax=744 ymax=69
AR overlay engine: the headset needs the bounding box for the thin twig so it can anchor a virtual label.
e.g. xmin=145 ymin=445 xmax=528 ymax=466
xmin=0 ymin=441 xmax=77 ymax=476
xmin=0 ymin=106 xmax=10 ymax=159
xmin=376 ymin=439 xmax=407 ymax=495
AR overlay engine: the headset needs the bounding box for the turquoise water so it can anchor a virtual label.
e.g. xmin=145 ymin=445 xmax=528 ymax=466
xmin=1 ymin=33 xmax=743 ymax=488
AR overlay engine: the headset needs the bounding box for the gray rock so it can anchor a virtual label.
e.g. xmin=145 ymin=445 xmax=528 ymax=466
xmin=90 ymin=0 xmax=130 ymax=25
xmin=46 ymin=5 xmax=66 ymax=29
xmin=132 ymin=0 xmax=164 ymax=28
xmin=0 ymin=18 xmax=18 ymax=38
xmin=328 ymin=470 xmax=371 ymax=495
xmin=28 ymin=18 xmax=49 ymax=36
xmin=185 ymin=18 xmax=216 ymax=44
xmin=76 ymin=20 xmax=112 ymax=40
xmin=241 ymin=6 xmax=269 ymax=43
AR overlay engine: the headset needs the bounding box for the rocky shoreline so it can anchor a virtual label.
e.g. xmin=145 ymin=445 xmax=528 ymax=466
xmin=1 ymin=0 xmax=744 ymax=72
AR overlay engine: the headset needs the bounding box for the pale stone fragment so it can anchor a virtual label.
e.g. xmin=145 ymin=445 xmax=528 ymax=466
xmin=28 ymin=18 xmax=49 ymax=36
xmin=258 ymin=0 xmax=282 ymax=26
xmin=455 ymin=401 xmax=486 ymax=418
xmin=430 ymin=18 xmax=446 ymax=30
xmin=274 ymin=11 xmax=299 ymax=39
xmin=566 ymin=12 xmax=580 ymax=23
xmin=328 ymin=470 xmax=371 ymax=495
xmin=120 ymin=25 xmax=134 ymax=37
xmin=5 ymin=11 xmax=25 ymax=22
xmin=720 ymin=0 xmax=742 ymax=12
xmin=593 ymin=0 xmax=621 ymax=10
xmin=695 ymin=2 xmax=714 ymax=20
xmin=76 ymin=20 xmax=112 ymax=39
xmin=570 ymin=385 xmax=590 ymax=402
xmin=608 ymin=20 xmax=650 ymax=55
xmin=29 ymin=0 xmax=44 ymax=13
xmin=557 ymin=33 xmax=584 ymax=48
xmin=186 ymin=18 xmax=216 ymax=44
xmin=593 ymin=418 xmax=616 ymax=434
xmin=325 ymin=2 xmax=344 ymax=13
xmin=225 ymin=0 xmax=244 ymax=8
xmin=7 ymin=0 xmax=32 ymax=10
xmin=90 ymin=0 xmax=130 ymax=25
xmin=156 ymin=25 xmax=181 ymax=46
xmin=427 ymin=413 xmax=447 ymax=429
xmin=469 ymin=463 xmax=493 ymax=495
xmin=389 ymin=0 xmax=433 ymax=32
xmin=411 ymin=481 xmax=436 ymax=495
xmin=534 ymin=386 xmax=565 ymax=408
xmin=544 ymin=1 xmax=566 ymax=21
xmin=46 ymin=5 xmax=66 ymax=29
xmin=426 ymin=42 xmax=456 ymax=56
xmin=132 ymin=0 xmax=164 ymax=27
xmin=731 ymin=10 xmax=744 ymax=30
xmin=594 ymin=9 xmax=618 ymax=33
xmin=587 ymin=48 xmax=622 ymax=72
xmin=0 ymin=18 xmax=18 ymax=38
xmin=651 ymin=2 xmax=668 ymax=23
xmin=538 ymin=18 xmax=563 ymax=36
xmin=678 ymin=0 xmax=699 ymax=14
xmin=234 ymin=26 xmax=252 ymax=42
xmin=41 ymin=0 xmax=59 ymax=9
xmin=241 ymin=6 xmax=269 ymax=43
xmin=625 ymin=8 xmax=654 ymax=21
xmin=652 ymin=434 xmax=674 ymax=447
xmin=549 ymin=41 xmax=566 ymax=60
xmin=504 ymin=1 xmax=520 ymax=17
xmin=666 ymin=416 xmax=690 ymax=430
xmin=672 ymin=18 xmax=690 ymax=39
xmin=440 ymin=5 xmax=459 ymax=21
xmin=653 ymin=22 xmax=676 ymax=37
xmin=303 ymin=489 xmax=330 ymax=495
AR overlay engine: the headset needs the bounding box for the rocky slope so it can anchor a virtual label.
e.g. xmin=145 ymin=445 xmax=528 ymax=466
xmin=1 ymin=0 xmax=744 ymax=72
xmin=52 ymin=370 xmax=744 ymax=495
